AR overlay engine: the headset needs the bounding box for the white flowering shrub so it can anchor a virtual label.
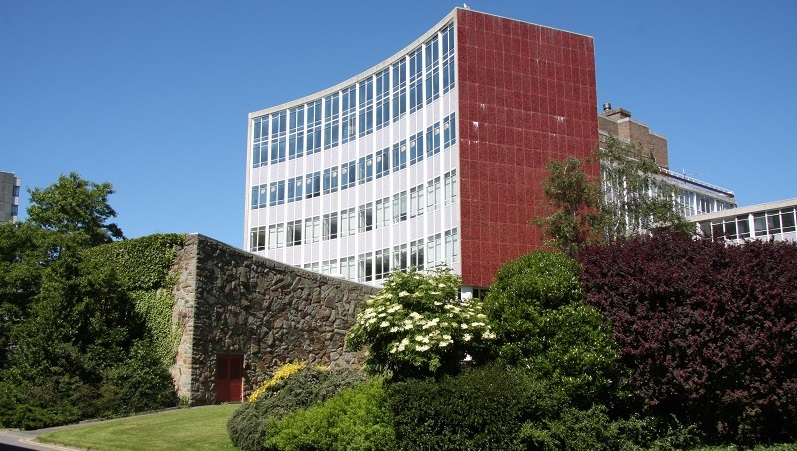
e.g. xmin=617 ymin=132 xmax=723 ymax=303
xmin=345 ymin=267 xmax=495 ymax=379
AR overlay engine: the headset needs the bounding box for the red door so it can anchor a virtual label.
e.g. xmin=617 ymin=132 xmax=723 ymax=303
xmin=216 ymin=354 xmax=243 ymax=402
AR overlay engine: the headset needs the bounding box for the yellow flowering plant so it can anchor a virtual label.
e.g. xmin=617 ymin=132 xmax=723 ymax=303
xmin=248 ymin=362 xmax=329 ymax=403
xmin=345 ymin=267 xmax=494 ymax=379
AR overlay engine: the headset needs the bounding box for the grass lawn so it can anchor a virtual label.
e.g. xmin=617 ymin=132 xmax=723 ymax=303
xmin=38 ymin=404 xmax=240 ymax=451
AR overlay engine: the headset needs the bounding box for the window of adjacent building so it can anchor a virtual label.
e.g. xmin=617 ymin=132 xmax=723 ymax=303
xmin=409 ymin=184 xmax=424 ymax=218
xmin=410 ymin=238 xmax=424 ymax=271
xmin=442 ymin=23 xmax=455 ymax=94
xmin=393 ymin=191 xmax=408 ymax=223
xmin=304 ymin=261 xmax=320 ymax=272
xmin=358 ymin=78 xmax=374 ymax=137
xmin=323 ymin=167 xmax=339 ymax=194
xmin=374 ymin=248 xmax=390 ymax=280
xmin=425 ymin=35 xmax=440 ymax=104
xmin=443 ymin=112 xmax=457 ymax=148
xmin=305 ymin=171 xmax=321 ymax=198
xmin=375 ymin=197 xmax=391 ymax=229
xmin=340 ymin=160 xmax=357 ymax=190
xmin=358 ymin=252 xmax=373 ymax=282
xmin=288 ymin=105 xmax=305 ymax=160
xmin=340 ymin=256 xmax=355 ymax=280
xmin=323 ymin=212 xmax=338 ymax=240
xmin=304 ymin=216 xmax=321 ymax=244
xmin=270 ymin=110 xmax=287 ymax=164
xmin=392 ymin=58 xmax=407 ymax=122
xmin=322 ymin=259 xmax=339 ymax=276
xmin=426 ymin=233 xmax=442 ymax=269
xmin=341 ymin=85 xmax=357 ymax=144
xmin=268 ymin=223 xmax=285 ymax=249
xmin=287 ymin=220 xmax=302 ymax=247
xmin=251 ymin=185 xmax=267 ymax=209
xmin=376 ymin=147 xmax=390 ymax=178
xmin=409 ymin=47 xmax=423 ymax=114
xmin=306 ymin=99 xmax=323 ymax=155
xmin=249 ymin=226 xmax=266 ymax=252
xmin=426 ymin=122 xmax=441 ymax=156
xmin=375 ymin=68 xmax=391 ymax=130
xmin=340 ymin=207 xmax=356 ymax=237
xmin=358 ymin=155 xmax=374 ymax=184
xmin=427 ymin=176 xmax=441 ymax=212
xmin=409 ymin=130 xmax=424 ymax=165
xmin=392 ymin=140 xmax=407 ymax=172
xmin=269 ymin=181 xmax=285 ymax=206
xmin=445 ymin=228 xmax=459 ymax=264
xmin=393 ymin=243 xmax=408 ymax=272
xmin=358 ymin=202 xmax=373 ymax=232
xmin=287 ymin=176 xmax=303 ymax=203
xmin=444 ymin=169 xmax=458 ymax=206
xmin=782 ymin=208 xmax=796 ymax=233
xmin=753 ymin=213 xmax=767 ymax=236
xmin=737 ymin=215 xmax=751 ymax=239
xmin=323 ymin=92 xmax=340 ymax=150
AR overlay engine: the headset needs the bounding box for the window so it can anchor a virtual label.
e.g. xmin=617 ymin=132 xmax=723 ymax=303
xmin=304 ymin=216 xmax=320 ymax=244
xmin=251 ymin=184 xmax=267 ymax=209
xmin=442 ymin=23 xmax=455 ymax=93
xmin=753 ymin=213 xmax=767 ymax=236
xmin=409 ymin=47 xmax=423 ymax=113
xmin=268 ymin=223 xmax=285 ymax=249
xmin=375 ymin=147 xmax=390 ymax=178
xmin=393 ymin=191 xmax=407 ymax=223
xmin=288 ymin=105 xmax=305 ymax=160
xmin=340 ymin=207 xmax=356 ymax=237
xmin=249 ymin=226 xmax=266 ymax=251
xmin=426 ymin=122 xmax=441 ymax=156
xmin=340 ymin=256 xmax=355 ymax=280
xmin=287 ymin=176 xmax=303 ymax=203
xmin=410 ymin=238 xmax=424 ymax=271
xmin=374 ymin=248 xmax=390 ymax=280
xmin=269 ymin=181 xmax=285 ymax=206
xmin=443 ymin=112 xmax=457 ymax=148
xmin=444 ymin=169 xmax=458 ymax=206
xmin=426 ymin=233 xmax=442 ymax=269
xmin=358 ymin=203 xmax=373 ymax=232
xmin=323 ymin=212 xmax=338 ymax=240
xmin=392 ymin=58 xmax=407 ymax=122
xmin=425 ymin=35 xmax=440 ymax=104
xmin=375 ymin=197 xmax=391 ymax=229
xmin=410 ymin=184 xmax=424 ymax=218
xmin=409 ymin=130 xmax=424 ymax=165
xmin=306 ymin=99 xmax=322 ymax=155
xmin=341 ymin=85 xmax=357 ymax=144
xmin=358 ymin=155 xmax=373 ymax=184
xmin=358 ymin=78 xmax=374 ymax=137
xmin=322 ymin=259 xmax=339 ymax=276
xmin=393 ymin=243 xmax=408 ymax=272
xmin=445 ymin=228 xmax=458 ymax=264
xmin=287 ymin=220 xmax=302 ymax=247
xmin=782 ymin=208 xmax=796 ymax=233
xmin=303 ymin=262 xmax=320 ymax=272
xmin=305 ymin=171 xmax=321 ymax=198
xmin=737 ymin=215 xmax=751 ymax=239
xmin=340 ymin=160 xmax=356 ymax=190
xmin=252 ymin=116 xmax=269 ymax=168
xmin=427 ymin=176 xmax=441 ymax=212
xmin=358 ymin=252 xmax=373 ymax=282
xmin=270 ymin=110 xmax=287 ymax=164
xmin=375 ymin=69 xmax=390 ymax=130
xmin=392 ymin=139 xmax=407 ymax=172
xmin=323 ymin=92 xmax=340 ymax=150
xmin=323 ymin=167 xmax=339 ymax=194
xmin=253 ymin=143 xmax=268 ymax=168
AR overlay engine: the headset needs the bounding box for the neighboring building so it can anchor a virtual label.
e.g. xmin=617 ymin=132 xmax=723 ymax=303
xmin=244 ymin=8 xmax=598 ymax=291
xmin=0 ymin=171 xmax=21 ymax=223
xmin=598 ymin=105 xmax=737 ymax=217
xmin=690 ymin=198 xmax=797 ymax=244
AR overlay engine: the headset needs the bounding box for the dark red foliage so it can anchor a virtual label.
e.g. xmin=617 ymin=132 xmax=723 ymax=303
xmin=579 ymin=233 xmax=797 ymax=444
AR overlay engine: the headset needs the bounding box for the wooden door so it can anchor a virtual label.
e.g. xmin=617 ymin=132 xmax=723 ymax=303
xmin=215 ymin=354 xmax=243 ymax=402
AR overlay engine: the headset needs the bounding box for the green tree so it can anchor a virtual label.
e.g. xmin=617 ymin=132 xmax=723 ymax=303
xmin=27 ymin=172 xmax=125 ymax=246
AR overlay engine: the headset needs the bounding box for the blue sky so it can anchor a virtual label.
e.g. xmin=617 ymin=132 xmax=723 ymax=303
xmin=2 ymin=0 xmax=795 ymax=247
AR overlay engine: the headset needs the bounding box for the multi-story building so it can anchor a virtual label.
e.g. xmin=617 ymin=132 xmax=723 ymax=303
xmin=690 ymin=198 xmax=797 ymax=244
xmin=0 ymin=171 xmax=21 ymax=223
xmin=244 ymin=8 xmax=599 ymax=292
xmin=598 ymin=105 xmax=737 ymax=217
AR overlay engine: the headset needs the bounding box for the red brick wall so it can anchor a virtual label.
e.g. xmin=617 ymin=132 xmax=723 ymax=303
xmin=456 ymin=9 xmax=599 ymax=287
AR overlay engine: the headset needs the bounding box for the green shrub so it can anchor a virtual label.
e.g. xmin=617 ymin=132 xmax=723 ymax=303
xmin=264 ymin=378 xmax=395 ymax=451
xmin=227 ymin=367 xmax=366 ymax=451
xmin=520 ymin=404 xmax=640 ymax=451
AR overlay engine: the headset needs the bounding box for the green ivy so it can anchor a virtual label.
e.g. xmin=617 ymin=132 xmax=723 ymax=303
xmin=83 ymin=234 xmax=185 ymax=366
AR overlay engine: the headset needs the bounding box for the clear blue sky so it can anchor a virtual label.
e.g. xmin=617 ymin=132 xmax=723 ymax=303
xmin=2 ymin=0 xmax=795 ymax=247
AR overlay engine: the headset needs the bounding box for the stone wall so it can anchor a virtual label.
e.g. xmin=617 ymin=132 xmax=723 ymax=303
xmin=170 ymin=234 xmax=377 ymax=405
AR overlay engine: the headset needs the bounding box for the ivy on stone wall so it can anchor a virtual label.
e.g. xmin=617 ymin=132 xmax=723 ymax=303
xmin=83 ymin=234 xmax=185 ymax=366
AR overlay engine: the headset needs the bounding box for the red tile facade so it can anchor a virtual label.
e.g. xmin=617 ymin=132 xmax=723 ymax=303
xmin=456 ymin=10 xmax=599 ymax=287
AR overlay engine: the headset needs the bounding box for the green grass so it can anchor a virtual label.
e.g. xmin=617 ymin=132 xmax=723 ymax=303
xmin=38 ymin=404 xmax=240 ymax=451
